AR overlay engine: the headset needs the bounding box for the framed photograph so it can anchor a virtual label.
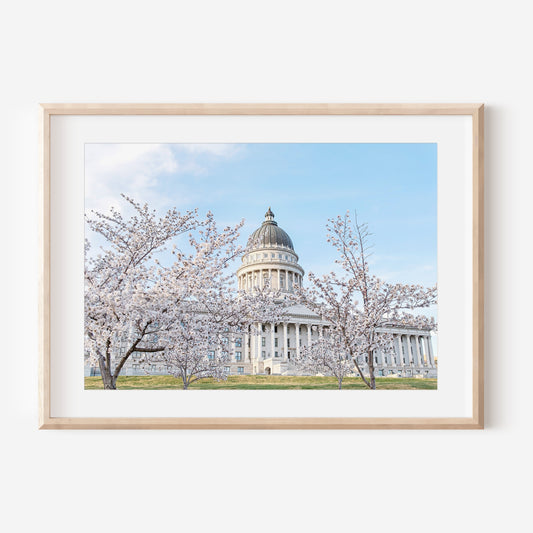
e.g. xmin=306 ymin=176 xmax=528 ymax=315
xmin=39 ymin=103 xmax=484 ymax=429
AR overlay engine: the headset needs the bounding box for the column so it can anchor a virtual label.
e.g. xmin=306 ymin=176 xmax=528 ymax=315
xmin=295 ymin=323 xmax=300 ymax=357
xmin=395 ymin=335 xmax=403 ymax=367
xmin=379 ymin=348 xmax=387 ymax=367
xmin=277 ymin=269 xmax=281 ymax=290
xmin=283 ymin=323 xmax=288 ymax=359
xmin=244 ymin=332 xmax=250 ymax=361
xmin=256 ymin=322 xmax=262 ymax=360
xmin=419 ymin=337 xmax=427 ymax=366
xmin=286 ymin=270 xmax=290 ymax=290
xmin=260 ymin=269 xmax=264 ymax=289
xmin=307 ymin=324 xmax=312 ymax=347
xmin=402 ymin=335 xmax=411 ymax=366
xmin=413 ymin=335 xmax=421 ymax=367
xmin=270 ymin=323 xmax=275 ymax=358
xmin=268 ymin=269 xmax=272 ymax=289
xmin=427 ymin=335 xmax=435 ymax=366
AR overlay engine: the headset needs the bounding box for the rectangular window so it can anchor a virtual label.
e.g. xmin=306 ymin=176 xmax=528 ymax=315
xmin=262 ymin=351 xmax=266 ymax=358
xmin=235 ymin=338 xmax=242 ymax=347
xmin=262 ymin=337 xmax=266 ymax=347
xmin=224 ymin=366 xmax=230 ymax=373
xmin=235 ymin=352 xmax=242 ymax=361
xmin=237 ymin=366 xmax=244 ymax=374
xmin=208 ymin=351 xmax=215 ymax=360
xmin=299 ymin=339 xmax=302 ymax=347
xmin=275 ymin=351 xmax=278 ymax=357
xmin=287 ymin=339 xmax=290 ymax=347
xmin=274 ymin=338 xmax=278 ymax=347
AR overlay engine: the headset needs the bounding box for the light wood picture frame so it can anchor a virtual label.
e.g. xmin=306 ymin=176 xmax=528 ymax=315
xmin=39 ymin=103 xmax=484 ymax=429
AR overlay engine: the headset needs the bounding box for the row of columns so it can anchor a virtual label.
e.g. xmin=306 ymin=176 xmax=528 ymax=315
xmin=241 ymin=326 xmax=435 ymax=368
xmin=238 ymin=269 xmax=302 ymax=291
xmin=247 ymin=322 xmax=325 ymax=361
xmin=389 ymin=334 xmax=435 ymax=367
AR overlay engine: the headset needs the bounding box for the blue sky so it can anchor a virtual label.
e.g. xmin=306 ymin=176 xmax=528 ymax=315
xmin=85 ymin=143 xmax=437 ymax=288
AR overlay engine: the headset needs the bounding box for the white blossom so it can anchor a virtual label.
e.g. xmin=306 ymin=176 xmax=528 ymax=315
xmin=85 ymin=195 xmax=285 ymax=389
xmin=295 ymin=211 xmax=437 ymax=389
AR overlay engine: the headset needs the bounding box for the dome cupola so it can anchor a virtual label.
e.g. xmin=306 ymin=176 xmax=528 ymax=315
xmin=237 ymin=208 xmax=304 ymax=294
xmin=247 ymin=207 xmax=294 ymax=251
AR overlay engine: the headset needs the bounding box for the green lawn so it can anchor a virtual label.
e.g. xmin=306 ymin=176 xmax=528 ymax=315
xmin=85 ymin=375 xmax=437 ymax=390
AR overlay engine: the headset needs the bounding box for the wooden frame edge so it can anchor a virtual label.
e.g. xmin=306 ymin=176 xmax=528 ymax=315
xmin=39 ymin=103 xmax=484 ymax=430
xmin=472 ymin=104 xmax=485 ymax=428
xmin=39 ymin=105 xmax=51 ymax=429
xmin=39 ymin=417 xmax=484 ymax=430
xmin=39 ymin=102 xmax=483 ymax=115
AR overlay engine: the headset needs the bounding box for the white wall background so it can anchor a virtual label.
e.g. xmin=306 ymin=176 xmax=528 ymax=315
xmin=0 ymin=1 xmax=530 ymax=532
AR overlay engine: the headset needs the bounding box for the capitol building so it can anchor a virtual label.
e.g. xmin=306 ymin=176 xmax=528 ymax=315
xmin=86 ymin=208 xmax=437 ymax=379
xmin=230 ymin=208 xmax=437 ymax=378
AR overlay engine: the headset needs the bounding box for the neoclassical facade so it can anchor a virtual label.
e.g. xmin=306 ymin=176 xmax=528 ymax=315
xmin=228 ymin=208 xmax=437 ymax=378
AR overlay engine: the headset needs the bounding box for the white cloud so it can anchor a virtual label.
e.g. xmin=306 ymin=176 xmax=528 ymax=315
xmin=85 ymin=143 xmax=241 ymax=215
xmin=179 ymin=144 xmax=242 ymax=157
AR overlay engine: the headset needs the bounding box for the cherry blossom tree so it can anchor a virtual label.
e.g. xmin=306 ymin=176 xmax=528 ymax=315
xmin=296 ymin=212 xmax=437 ymax=390
xmin=140 ymin=284 xmax=287 ymax=389
xmin=85 ymin=195 xmax=245 ymax=389
xmin=293 ymin=329 xmax=355 ymax=389
xmin=85 ymin=195 xmax=286 ymax=390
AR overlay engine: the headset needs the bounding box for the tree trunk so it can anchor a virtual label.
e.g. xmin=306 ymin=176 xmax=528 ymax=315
xmin=338 ymin=378 xmax=343 ymax=390
xmin=368 ymin=349 xmax=376 ymax=390
xmin=99 ymin=358 xmax=116 ymax=390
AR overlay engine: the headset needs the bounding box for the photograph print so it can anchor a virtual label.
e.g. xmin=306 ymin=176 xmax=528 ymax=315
xmin=84 ymin=143 xmax=437 ymax=391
